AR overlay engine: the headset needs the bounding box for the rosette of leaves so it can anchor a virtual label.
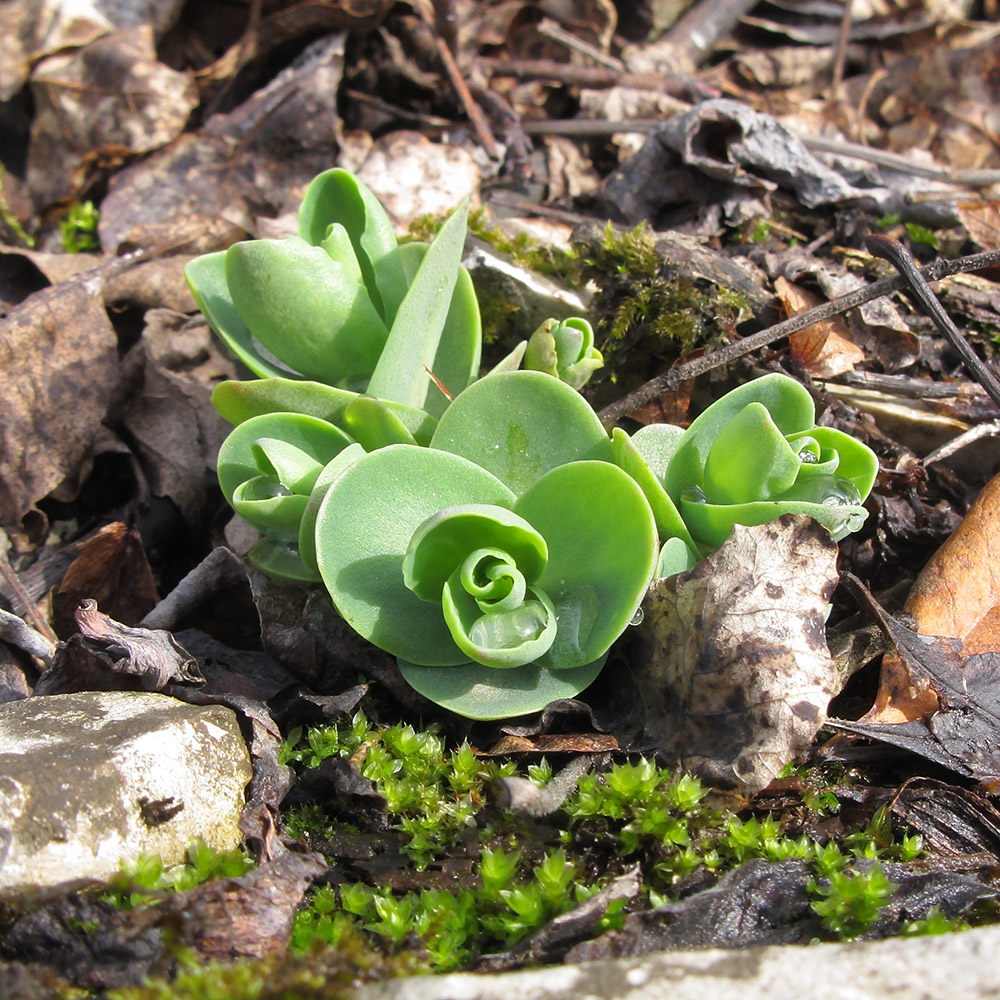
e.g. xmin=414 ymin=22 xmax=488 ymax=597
xmin=617 ymin=373 xmax=878 ymax=558
xmin=523 ymin=317 xmax=604 ymax=389
xmin=311 ymin=371 xmax=659 ymax=719
xmin=215 ymin=412 xmax=358 ymax=580
xmin=185 ymin=168 xmax=481 ymax=431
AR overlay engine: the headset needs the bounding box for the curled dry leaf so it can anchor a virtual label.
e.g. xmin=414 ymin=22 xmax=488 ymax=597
xmin=51 ymin=522 xmax=159 ymax=640
xmin=633 ymin=515 xmax=841 ymax=793
xmin=777 ymin=275 xmax=865 ymax=378
xmin=868 ymin=468 xmax=1000 ymax=723
xmin=829 ymin=579 xmax=1000 ymax=785
xmin=74 ymin=599 xmax=204 ymax=689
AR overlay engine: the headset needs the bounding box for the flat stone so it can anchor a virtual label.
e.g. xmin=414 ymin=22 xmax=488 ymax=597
xmin=0 ymin=691 xmax=252 ymax=902
xmin=464 ymin=242 xmax=590 ymax=345
xmin=355 ymin=922 xmax=1000 ymax=1000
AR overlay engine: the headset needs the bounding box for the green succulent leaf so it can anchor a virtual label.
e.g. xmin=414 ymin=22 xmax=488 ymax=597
xmin=702 ymin=402 xmax=802 ymax=505
xmin=664 ymin=373 xmax=816 ymax=503
xmin=342 ymin=396 xmax=418 ymax=450
xmin=297 ymin=168 xmax=409 ymax=324
xmin=661 ymin=373 xmax=878 ymax=550
xmin=225 ymin=236 xmax=389 ymax=389
xmin=211 ymin=378 xmax=438 ymax=445
xmin=442 ymin=563 xmax=558 ymax=667
xmin=319 ymin=222 xmax=364 ymax=284
xmin=402 ymin=506 xmax=555 ymax=668
xmin=787 ymin=427 xmax=878 ymax=499
xmin=611 ymin=427 xmax=695 ymax=551
xmin=512 ymin=460 xmax=657 ymax=669
xmin=524 ymin=317 xmax=603 ymax=389
xmin=315 ymin=445 xmax=517 ymax=666
xmin=298 ymin=443 xmax=367 ymax=575
xmin=249 ymin=438 xmax=325 ymax=495
xmin=396 ymin=653 xmax=608 ymax=721
xmin=184 ymin=252 xmax=289 ymax=379
xmin=655 ymin=536 xmax=701 ymax=578
xmin=217 ymin=412 xmax=354 ymax=537
xmin=395 ymin=241 xmax=482 ymax=419
xmin=402 ymin=505 xmax=548 ymax=602
xmin=212 ymin=377 xmax=356 ymax=427
xmin=246 ymin=536 xmax=321 ymax=583
xmin=366 ymin=200 xmax=471 ymax=411
xmin=432 ymin=371 xmax=614 ymax=495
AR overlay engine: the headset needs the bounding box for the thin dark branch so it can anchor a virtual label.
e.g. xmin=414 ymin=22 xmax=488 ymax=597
xmin=598 ymin=248 xmax=1000 ymax=427
xmin=865 ymin=235 xmax=1000 ymax=410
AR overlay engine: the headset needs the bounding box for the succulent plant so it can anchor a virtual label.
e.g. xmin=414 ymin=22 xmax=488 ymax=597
xmin=187 ymin=167 xmax=880 ymax=721
xmin=619 ymin=373 xmax=878 ymax=555
xmin=185 ymin=168 xmax=482 ymax=424
xmin=523 ymin=316 xmax=604 ymax=390
xmin=311 ymin=371 xmax=658 ymax=719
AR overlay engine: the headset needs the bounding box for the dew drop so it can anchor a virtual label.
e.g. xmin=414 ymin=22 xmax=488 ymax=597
xmin=468 ymin=602 xmax=548 ymax=650
xmin=629 ymin=607 xmax=644 ymax=626
xmin=681 ymin=484 xmax=708 ymax=504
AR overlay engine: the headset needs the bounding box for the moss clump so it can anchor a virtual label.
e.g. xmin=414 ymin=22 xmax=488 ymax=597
xmin=280 ymin=725 xmax=931 ymax=971
xmin=106 ymin=930 xmax=419 ymax=1000
xmin=101 ymin=840 xmax=255 ymax=910
xmin=409 ymin=208 xmax=578 ymax=279
xmin=281 ymin=713 xmax=514 ymax=870
xmin=582 ymin=222 xmax=748 ymax=372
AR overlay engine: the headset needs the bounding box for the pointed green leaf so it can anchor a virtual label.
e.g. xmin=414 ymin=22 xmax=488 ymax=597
xmin=366 ymin=200 xmax=469 ymax=409
xmin=297 ymin=168 xmax=409 ymax=323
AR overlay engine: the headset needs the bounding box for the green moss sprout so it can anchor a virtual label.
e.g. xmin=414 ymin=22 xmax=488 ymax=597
xmin=279 ymin=722 xmax=928 ymax=971
xmin=101 ymin=839 xmax=255 ymax=909
xmin=59 ymin=200 xmax=100 ymax=253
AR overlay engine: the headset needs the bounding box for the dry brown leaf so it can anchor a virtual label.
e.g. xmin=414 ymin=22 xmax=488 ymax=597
xmin=633 ymin=515 xmax=841 ymax=793
xmin=869 ymin=470 xmax=1000 ymax=723
xmin=0 ymin=269 xmax=119 ymax=528
xmin=957 ymin=198 xmax=1000 ymax=251
xmin=778 ymin=276 xmax=865 ymax=378
xmin=98 ymin=32 xmax=345 ymax=254
xmin=26 ymin=26 xmax=197 ymax=210
xmin=51 ymin=522 xmax=159 ymax=640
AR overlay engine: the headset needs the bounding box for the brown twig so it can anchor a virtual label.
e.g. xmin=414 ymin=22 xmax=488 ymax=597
xmin=597 ymin=247 xmax=1000 ymax=427
xmin=412 ymin=0 xmax=498 ymax=159
xmin=482 ymin=59 xmax=696 ymax=98
xmin=865 ymin=235 xmax=1000 ymax=410
xmin=0 ymin=558 xmax=58 ymax=646
xmin=536 ymin=17 xmax=624 ymax=70
xmin=829 ymin=0 xmax=854 ymax=101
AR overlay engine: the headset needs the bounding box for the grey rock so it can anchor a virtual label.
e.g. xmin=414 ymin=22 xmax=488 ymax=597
xmin=0 ymin=691 xmax=252 ymax=902
xmin=464 ymin=242 xmax=589 ymax=345
xmin=356 ymin=922 xmax=1000 ymax=1000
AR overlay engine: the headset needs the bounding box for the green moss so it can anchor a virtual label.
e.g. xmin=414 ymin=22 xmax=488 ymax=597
xmin=409 ymin=208 xmax=578 ymax=279
xmin=101 ymin=840 xmax=255 ymax=910
xmin=281 ymin=739 xmax=929 ymax=971
xmin=580 ymin=222 xmax=748 ymax=370
xmin=59 ymin=200 xmax=100 ymax=254
xmin=106 ymin=930 xmax=419 ymax=1000
xmin=280 ymin=712 xmax=513 ymax=869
